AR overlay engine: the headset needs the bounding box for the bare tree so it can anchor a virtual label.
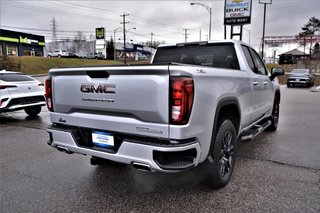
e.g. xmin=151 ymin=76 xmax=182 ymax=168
xmin=71 ymin=31 xmax=87 ymax=53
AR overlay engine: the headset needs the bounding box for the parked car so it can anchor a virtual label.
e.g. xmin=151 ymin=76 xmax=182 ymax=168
xmin=0 ymin=70 xmax=46 ymax=117
xmin=47 ymin=50 xmax=69 ymax=58
xmin=85 ymin=52 xmax=105 ymax=60
xmin=68 ymin=53 xmax=83 ymax=58
xmin=287 ymin=69 xmax=315 ymax=87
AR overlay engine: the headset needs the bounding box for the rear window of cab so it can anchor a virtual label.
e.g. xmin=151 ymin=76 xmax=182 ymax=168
xmin=0 ymin=74 xmax=36 ymax=82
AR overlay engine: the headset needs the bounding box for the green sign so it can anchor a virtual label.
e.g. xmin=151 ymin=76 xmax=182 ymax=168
xmin=96 ymin=28 xmax=105 ymax=39
xmin=20 ymin=36 xmax=29 ymax=44
xmin=0 ymin=36 xmax=19 ymax=43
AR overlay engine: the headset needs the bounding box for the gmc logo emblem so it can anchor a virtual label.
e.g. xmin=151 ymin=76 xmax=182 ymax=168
xmin=80 ymin=84 xmax=116 ymax=94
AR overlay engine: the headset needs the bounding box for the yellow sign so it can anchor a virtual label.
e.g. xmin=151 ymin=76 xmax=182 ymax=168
xmin=20 ymin=36 xmax=29 ymax=44
xmin=96 ymin=28 xmax=105 ymax=39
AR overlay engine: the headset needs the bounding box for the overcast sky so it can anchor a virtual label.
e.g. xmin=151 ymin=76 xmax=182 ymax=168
xmin=1 ymin=0 xmax=319 ymax=49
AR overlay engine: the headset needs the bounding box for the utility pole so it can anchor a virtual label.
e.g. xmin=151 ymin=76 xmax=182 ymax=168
xmin=183 ymin=28 xmax=189 ymax=42
xmin=199 ymin=29 xmax=201 ymax=41
xmin=150 ymin=32 xmax=154 ymax=48
xmin=120 ymin=13 xmax=129 ymax=64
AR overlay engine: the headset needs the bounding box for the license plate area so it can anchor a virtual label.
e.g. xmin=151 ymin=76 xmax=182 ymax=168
xmin=92 ymin=131 xmax=114 ymax=148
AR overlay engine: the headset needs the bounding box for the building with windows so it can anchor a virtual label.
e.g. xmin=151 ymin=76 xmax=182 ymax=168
xmin=0 ymin=29 xmax=45 ymax=57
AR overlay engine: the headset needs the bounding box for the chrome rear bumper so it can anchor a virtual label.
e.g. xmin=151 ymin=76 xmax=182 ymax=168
xmin=47 ymin=125 xmax=201 ymax=172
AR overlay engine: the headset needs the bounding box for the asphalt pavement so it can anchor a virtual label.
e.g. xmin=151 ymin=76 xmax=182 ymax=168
xmin=1 ymin=83 xmax=320 ymax=212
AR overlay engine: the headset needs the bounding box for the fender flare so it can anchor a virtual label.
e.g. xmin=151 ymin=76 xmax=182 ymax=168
xmin=208 ymin=97 xmax=241 ymax=157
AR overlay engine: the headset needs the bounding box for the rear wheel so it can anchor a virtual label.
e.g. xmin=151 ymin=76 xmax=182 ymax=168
xmin=24 ymin=106 xmax=42 ymax=117
xmin=267 ymin=98 xmax=279 ymax=131
xmin=208 ymin=117 xmax=237 ymax=189
xmin=287 ymin=83 xmax=290 ymax=87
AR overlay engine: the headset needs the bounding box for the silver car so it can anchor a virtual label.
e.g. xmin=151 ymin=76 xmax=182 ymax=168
xmin=0 ymin=70 xmax=46 ymax=116
xmin=287 ymin=69 xmax=315 ymax=87
xmin=85 ymin=52 xmax=105 ymax=60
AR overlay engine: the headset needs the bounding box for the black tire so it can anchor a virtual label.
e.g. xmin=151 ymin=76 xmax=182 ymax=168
xmin=266 ymin=98 xmax=279 ymax=131
xmin=209 ymin=117 xmax=237 ymax=189
xmin=48 ymin=55 xmax=51 ymax=58
xmin=58 ymin=55 xmax=61 ymax=58
xmin=287 ymin=83 xmax=290 ymax=88
xmin=24 ymin=106 xmax=41 ymax=117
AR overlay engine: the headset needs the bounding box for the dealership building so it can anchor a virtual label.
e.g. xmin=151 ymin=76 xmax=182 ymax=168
xmin=0 ymin=29 xmax=45 ymax=57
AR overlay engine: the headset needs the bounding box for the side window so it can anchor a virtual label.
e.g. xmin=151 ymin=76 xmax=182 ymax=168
xmin=250 ymin=49 xmax=268 ymax=75
xmin=241 ymin=45 xmax=255 ymax=71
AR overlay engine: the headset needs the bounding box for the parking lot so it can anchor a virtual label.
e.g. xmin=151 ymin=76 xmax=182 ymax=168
xmin=1 ymin=78 xmax=320 ymax=212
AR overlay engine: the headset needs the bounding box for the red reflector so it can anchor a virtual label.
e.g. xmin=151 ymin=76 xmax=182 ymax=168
xmin=45 ymin=78 xmax=53 ymax=112
xmin=170 ymin=77 xmax=194 ymax=125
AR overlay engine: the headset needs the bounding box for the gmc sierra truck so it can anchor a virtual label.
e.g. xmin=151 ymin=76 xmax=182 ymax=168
xmin=46 ymin=40 xmax=284 ymax=188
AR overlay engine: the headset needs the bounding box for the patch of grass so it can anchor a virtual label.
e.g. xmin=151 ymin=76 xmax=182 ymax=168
xmin=266 ymin=63 xmax=282 ymax=70
xmin=1 ymin=56 xmax=124 ymax=75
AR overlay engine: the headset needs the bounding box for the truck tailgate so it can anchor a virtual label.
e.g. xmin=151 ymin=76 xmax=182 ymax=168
xmin=49 ymin=65 xmax=170 ymax=129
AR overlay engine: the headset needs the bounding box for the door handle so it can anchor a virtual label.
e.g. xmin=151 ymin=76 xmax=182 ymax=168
xmin=263 ymin=81 xmax=268 ymax=85
xmin=253 ymin=81 xmax=258 ymax=86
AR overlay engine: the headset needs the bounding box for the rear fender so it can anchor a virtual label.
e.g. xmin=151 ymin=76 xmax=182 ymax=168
xmin=208 ymin=98 xmax=240 ymax=157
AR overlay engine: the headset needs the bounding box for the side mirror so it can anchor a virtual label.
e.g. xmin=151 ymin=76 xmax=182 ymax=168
xmin=270 ymin=67 xmax=284 ymax=81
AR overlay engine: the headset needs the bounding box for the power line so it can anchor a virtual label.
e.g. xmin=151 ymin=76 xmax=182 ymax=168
xmin=54 ymin=1 xmax=182 ymax=34
xmin=1 ymin=25 xmax=95 ymax=33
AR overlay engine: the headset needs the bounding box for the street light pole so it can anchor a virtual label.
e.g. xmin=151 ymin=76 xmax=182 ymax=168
xmin=123 ymin=27 xmax=136 ymax=61
xmin=243 ymin=27 xmax=251 ymax=45
xmin=191 ymin=2 xmax=212 ymax=40
xmin=259 ymin=0 xmax=272 ymax=60
xmin=113 ymin=27 xmax=122 ymax=61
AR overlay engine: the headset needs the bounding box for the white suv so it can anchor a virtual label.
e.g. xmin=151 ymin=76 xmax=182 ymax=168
xmin=47 ymin=50 xmax=69 ymax=58
xmin=0 ymin=70 xmax=46 ymax=117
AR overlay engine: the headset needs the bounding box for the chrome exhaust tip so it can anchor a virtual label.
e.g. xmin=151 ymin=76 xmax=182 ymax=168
xmin=56 ymin=146 xmax=73 ymax=154
xmin=132 ymin=162 xmax=151 ymax=172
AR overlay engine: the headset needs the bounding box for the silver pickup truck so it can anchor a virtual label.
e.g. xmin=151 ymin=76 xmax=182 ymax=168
xmin=46 ymin=40 xmax=284 ymax=188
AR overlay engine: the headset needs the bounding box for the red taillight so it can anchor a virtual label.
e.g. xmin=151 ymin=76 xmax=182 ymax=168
xmin=170 ymin=77 xmax=194 ymax=125
xmin=0 ymin=85 xmax=17 ymax=89
xmin=45 ymin=78 xmax=53 ymax=112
